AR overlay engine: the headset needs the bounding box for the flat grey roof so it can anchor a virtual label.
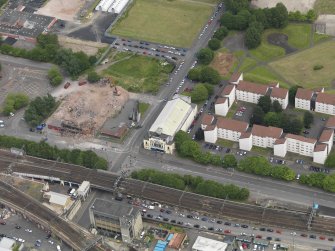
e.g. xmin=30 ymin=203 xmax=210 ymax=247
xmin=0 ymin=9 xmax=55 ymax=38
xmin=91 ymin=198 xmax=138 ymax=218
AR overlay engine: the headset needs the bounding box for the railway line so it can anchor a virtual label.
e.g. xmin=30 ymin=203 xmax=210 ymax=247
xmin=0 ymin=150 xmax=335 ymax=236
xmin=0 ymin=179 xmax=98 ymax=250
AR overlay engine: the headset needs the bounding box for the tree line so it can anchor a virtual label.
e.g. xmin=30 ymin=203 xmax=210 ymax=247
xmin=0 ymin=135 xmax=108 ymax=170
xmin=299 ymin=173 xmax=335 ymax=193
xmin=0 ymin=34 xmax=95 ymax=77
xmin=131 ymin=169 xmax=249 ymax=201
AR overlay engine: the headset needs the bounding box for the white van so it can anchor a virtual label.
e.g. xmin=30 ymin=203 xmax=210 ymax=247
xmin=140 ymin=231 xmax=145 ymax=239
xmin=56 ymin=245 xmax=61 ymax=251
xmin=69 ymin=189 xmax=75 ymax=196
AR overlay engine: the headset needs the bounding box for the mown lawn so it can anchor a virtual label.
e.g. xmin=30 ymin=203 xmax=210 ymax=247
xmin=244 ymin=66 xmax=290 ymax=88
xmin=238 ymin=57 xmax=258 ymax=72
xmin=249 ymin=29 xmax=285 ymax=61
xmin=103 ymin=54 xmax=173 ymax=93
xmin=269 ymin=41 xmax=335 ymax=89
xmin=280 ymin=23 xmax=312 ymax=49
xmin=110 ymin=0 xmax=213 ymax=47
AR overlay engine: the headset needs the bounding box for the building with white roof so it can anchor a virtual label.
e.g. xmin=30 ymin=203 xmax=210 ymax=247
xmin=143 ymin=95 xmax=197 ymax=154
xmin=95 ymin=0 xmax=130 ymax=13
xmin=43 ymin=191 xmax=71 ymax=210
xmin=192 ymin=236 xmax=228 ymax=251
xmin=0 ymin=237 xmax=19 ymax=251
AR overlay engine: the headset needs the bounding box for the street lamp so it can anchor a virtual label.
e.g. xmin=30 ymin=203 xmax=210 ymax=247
xmin=290 ymin=232 xmax=296 ymax=251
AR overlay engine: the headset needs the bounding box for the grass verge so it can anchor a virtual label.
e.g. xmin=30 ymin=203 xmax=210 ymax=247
xmin=139 ymin=102 xmax=150 ymax=114
xmin=216 ymin=138 xmax=234 ymax=147
xmin=238 ymin=57 xmax=258 ymax=72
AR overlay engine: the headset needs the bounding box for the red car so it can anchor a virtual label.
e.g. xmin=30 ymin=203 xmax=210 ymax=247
xmin=300 ymin=233 xmax=307 ymax=237
xmin=319 ymin=236 xmax=326 ymax=240
xmin=64 ymin=82 xmax=71 ymax=89
xmin=255 ymin=235 xmax=262 ymax=239
xmin=224 ymin=230 xmax=231 ymax=234
xmin=276 ymin=230 xmax=282 ymax=234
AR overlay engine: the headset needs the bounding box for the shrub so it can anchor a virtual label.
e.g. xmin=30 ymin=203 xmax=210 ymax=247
xmin=313 ymin=64 xmax=323 ymax=71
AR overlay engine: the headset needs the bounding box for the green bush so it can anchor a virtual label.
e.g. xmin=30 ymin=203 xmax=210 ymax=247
xmin=87 ymin=71 xmax=101 ymax=83
xmin=3 ymin=93 xmax=29 ymax=115
xmin=313 ymin=64 xmax=323 ymax=71
xmin=131 ymin=169 xmax=249 ymax=200
xmin=48 ymin=66 xmax=63 ymax=86
xmin=0 ymin=135 xmax=108 ymax=170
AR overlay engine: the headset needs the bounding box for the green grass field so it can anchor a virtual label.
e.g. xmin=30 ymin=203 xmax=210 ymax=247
xmin=281 ymin=23 xmax=311 ymax=49
xmin=111 ymin=0 xmax=213 ymax=47
xmin=238 ymin=57 xmax=258 ymax=72
xmin=139 ymin=102 xmax=150 ymax=114
xmin=314 ymin=0 xmax=335 ymax=14
xmin=244 ymin=66 xmax=290 ymax=88
xmin=103 ymin=54 xmax=173 ymax=93
xmin=249 ymin=29 xmax=285 ymax=61
xmin=269 ymin=41 xmax=335 ymax=89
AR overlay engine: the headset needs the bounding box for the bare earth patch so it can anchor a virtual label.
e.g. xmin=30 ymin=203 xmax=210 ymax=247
xmin=58 ymin=35 xmax=107 ymax=56
xmin=36 ymin=0 xmax=83 ymax=21
xmin=210 ymin=52 xmax=236 ymax=76
xmin=251 ymin=0 xmax=316 ymax=13
xmin=48 ymin=84 xmax=129 ymax=137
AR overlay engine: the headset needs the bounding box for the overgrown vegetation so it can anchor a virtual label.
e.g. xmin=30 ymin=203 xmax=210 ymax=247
xmin=0 ymin=34 xmax=93 ymax=77
xmin=238 ymin=156 xmax=296 ymax=181
xmin=3 ymin=93 xmax=29 ymax=115
xmin=299 ymin=173 xmax=335 ymax=192
xmin=87 ymin=70 xmax=101 ymax=83
xmin=0 ymin=135 xmax=108 ymax=170
xmin=131 ymin=169 xmax=249 ymax=200
xmin=47 ymin=66 xmax=63 ymax=86
xmin=24 ymin=95 xmax=57 ymax=127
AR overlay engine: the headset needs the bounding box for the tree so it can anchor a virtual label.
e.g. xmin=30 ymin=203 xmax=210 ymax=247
xmin=272 ymin=100 xmax=282 ymax=113
xmin=196 ymin=48 xmax=214 ymax=65
xmin=220 ymin=12 xmax=236 ymax=29
xmin=87 ymin=71 xmax=101 ymax=83
xmin=270 ymin=3 xmax=288 ymax=28
xmin=213 ymin=26 xmax=229 ymax=40
xmin=322 ymin=174 xmax=335 ymax=192
xmin=224 ymin=0 xmax=249 ymax=14
xmin=325 ymin=153 xmax=335 ymax=168
xmin=303 ymin=111 xmax=314 ymax=128
xmin=200 ymin=66 xmax=221 ymax=85
xmin=223 ymin=154 xmax=237 ymax=168
xmin=306 ymin=9 xmax=317 ymax=22
xmin=47 ymin=66 xmax=63 ymax=86
xmin=235 ymin=10 xmax=251 ymax=30
xmin=289 ymin=85 xmax=299 ymax=106
xmin=37 ymin=34 xmax=59 ymax=49
xmin=208 ymin=38 xmax=221 ymax=50
xmin=264 ymin=112 xmax=281 ymax=127
xmin=174 ymin=131 xmax=191 ymax=152
xmin=250 ymin=106 xmax=265 ymax=125
xmin=203 ymin=83 xmax=214 ymax=96
xmin=258 ymin=95 xmax=272 ymax=113
xmin=179 ymin=140 xmax=201 ymax=158
xmin=245 ymin=24 xmax=262 ymax=49
xmin=24 ymin=94 xmax=57 ymax=127
xmin=252 ymin=8 xmax=269 ymax=28
xmin=289 ymin=118 xmax=303 ymax=134
xmin=188 ymin=67 xmax=201 ymax=81
xmin=191 ymin=84 xmax=209 ymax=103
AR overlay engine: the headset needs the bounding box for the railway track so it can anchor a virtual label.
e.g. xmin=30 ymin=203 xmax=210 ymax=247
xmin=1 ymin=150 xmax=335 ymax=235
xmin=0 ymin=179 xmax=98 ymax=250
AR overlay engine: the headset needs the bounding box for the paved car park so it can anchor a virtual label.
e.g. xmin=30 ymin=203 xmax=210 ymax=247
xmin=0 ymin=212 xmax=70 ymax=251
xmin=112 ymin=38 xmax=187 ymax=63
